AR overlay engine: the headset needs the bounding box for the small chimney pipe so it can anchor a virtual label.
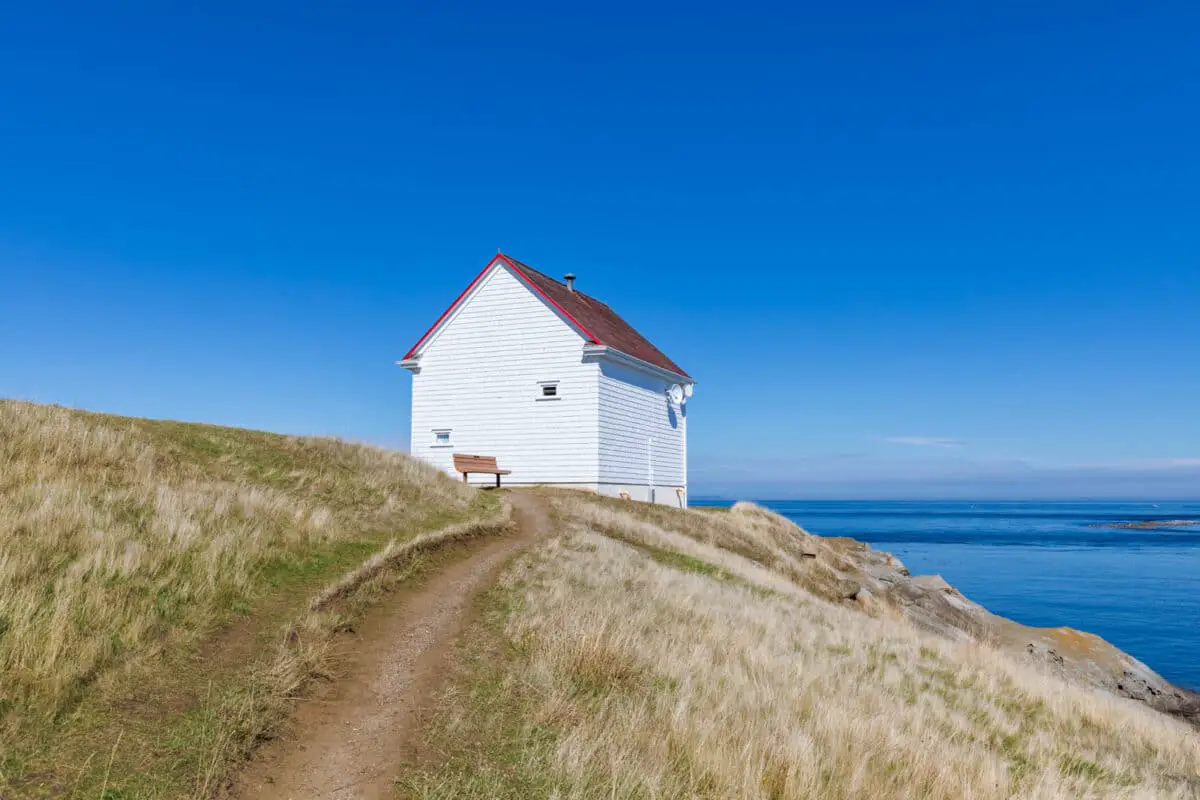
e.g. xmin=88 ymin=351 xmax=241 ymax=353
xmin=564 ymin=273 xmax=577 ymax=292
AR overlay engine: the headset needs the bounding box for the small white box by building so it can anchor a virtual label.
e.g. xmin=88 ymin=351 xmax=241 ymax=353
xmin=399 ymin=253 xmax=694 ymax=507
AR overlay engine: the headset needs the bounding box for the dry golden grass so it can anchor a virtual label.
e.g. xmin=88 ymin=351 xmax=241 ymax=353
xmin=0 ymin=400 xmax=472 ymax=717
xmin=404 ymin=494 xmax=1200 ymax=800
xmin=0 ymin=399 xmax=486 ymax=796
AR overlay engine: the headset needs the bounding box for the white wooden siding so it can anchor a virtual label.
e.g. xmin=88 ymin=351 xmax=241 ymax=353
xmin=596 ymin=361 xmax=687 ymax=492
xmin=409 ymin=265 xmax=600 ymax=485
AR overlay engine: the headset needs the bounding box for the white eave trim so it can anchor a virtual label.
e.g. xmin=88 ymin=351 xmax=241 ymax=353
xmin=397 ymin=357 xmax=421 ymax=372
xmin=582 ymin=344 xmax=694 ymax=386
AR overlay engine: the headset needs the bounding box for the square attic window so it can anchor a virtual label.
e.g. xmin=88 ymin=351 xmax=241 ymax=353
xmin=432 ymin=429 xmax=452 ymax=446
xmin=537 ymin=381 xmax=560 ymax=400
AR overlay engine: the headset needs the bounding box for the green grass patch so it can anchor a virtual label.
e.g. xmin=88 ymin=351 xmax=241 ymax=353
xmin=644 ymin=547 xmax=733 ymax=581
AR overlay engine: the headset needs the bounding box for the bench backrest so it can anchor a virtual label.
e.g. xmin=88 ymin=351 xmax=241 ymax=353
xmin=452 ymin=453 xmax=501 ymax=472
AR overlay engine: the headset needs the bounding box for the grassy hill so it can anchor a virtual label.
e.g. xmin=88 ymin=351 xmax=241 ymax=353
xmin=3 ymin=400 xmax=1198 ymax=799
xmin=401 ymin=494 xmax=1200 ymax=800
xmin=0 ymin=400 xmax=506 ymax=798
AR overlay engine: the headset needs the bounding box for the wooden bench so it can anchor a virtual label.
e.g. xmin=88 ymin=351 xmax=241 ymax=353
xmin=452 ymin=453 xmax=512 ymax=488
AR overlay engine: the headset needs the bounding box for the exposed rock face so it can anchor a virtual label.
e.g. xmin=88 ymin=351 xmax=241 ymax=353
xmin=1007 ymin=623 xmax=1200 ymax=726
xmin=883 ymin=573 xmax=993 ymax=643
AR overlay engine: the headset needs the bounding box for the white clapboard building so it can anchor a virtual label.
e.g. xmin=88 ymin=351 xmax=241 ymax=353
xmin=399 ymin=253 xmax=694 ymax=507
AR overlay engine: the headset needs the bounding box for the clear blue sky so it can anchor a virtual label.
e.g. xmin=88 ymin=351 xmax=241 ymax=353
xmin=2 ymin=1 xmax=1197 ymax=498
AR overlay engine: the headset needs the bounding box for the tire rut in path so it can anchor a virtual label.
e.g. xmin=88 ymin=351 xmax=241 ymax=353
xmin=229 ymin=492 xmax=549 ymax=800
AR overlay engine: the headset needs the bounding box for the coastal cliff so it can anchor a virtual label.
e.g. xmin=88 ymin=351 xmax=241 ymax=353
xmin=788 ymin=506 xmax=1200 ymax=727
xmin=578 ymin=496 xmax=1200 ymax=728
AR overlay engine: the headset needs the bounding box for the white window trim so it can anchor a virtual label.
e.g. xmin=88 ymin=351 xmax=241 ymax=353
xmin=536 ymin=380 xmax=561 ymax=401
xmin=431 ymin=428 xmax=453 ymax=448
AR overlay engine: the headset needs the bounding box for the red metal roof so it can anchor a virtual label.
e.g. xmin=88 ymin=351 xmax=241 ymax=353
xmin=404 ymin=254 xmax=691 ymax=380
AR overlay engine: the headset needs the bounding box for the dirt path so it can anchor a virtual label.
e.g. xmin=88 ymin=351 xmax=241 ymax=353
xmin=229 ymin=492 xmax=550 ymax=800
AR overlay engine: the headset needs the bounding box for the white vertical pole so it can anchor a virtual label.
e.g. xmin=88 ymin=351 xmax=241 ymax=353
xmin=648 ymin=437 xmax=654 ymax=504
xmin=681 ymin=398 xmax=687 ymax=508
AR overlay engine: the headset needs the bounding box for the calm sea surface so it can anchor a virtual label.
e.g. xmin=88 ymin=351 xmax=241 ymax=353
xmin=694 ymin=500 xmax=1200 ymax=690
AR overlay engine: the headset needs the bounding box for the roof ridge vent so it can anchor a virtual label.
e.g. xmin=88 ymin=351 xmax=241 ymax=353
xmin=563 ymin=272 xmax=577 ymax=292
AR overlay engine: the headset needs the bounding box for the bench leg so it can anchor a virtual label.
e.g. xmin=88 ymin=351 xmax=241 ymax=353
xmin=462 ymin=472 xmax=468 ymax=483
xmin=496 ymin=473 xmax=501 ymax=488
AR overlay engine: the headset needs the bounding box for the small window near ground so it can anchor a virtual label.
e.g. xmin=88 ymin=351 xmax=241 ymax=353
xmin=537 ymin=381 xmax=560 ymax=400
xmin=432 ymin=429 xmax=452 ymax=446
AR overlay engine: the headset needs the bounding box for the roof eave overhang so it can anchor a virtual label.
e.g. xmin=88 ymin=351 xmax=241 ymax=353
xmin=582 ymin=344 xmax=694 ymax=385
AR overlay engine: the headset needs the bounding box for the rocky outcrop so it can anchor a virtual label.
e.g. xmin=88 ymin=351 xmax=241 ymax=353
xmin=792 ymin=521 xmax=1200 ymax=728
xmin=882 ymin=573 xmax=995 ymax=643
xmin=1006 ymin=623 xmax=1200 ymax=726
xmin=719 ymin=502 xmax=1200 ymax=728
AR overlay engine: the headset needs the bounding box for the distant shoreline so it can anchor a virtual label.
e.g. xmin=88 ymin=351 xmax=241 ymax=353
xmin=1092 ymin=519 xmax=1200 ymax=530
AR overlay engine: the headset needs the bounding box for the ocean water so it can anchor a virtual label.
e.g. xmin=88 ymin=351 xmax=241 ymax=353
xmin=694 ymin=500 xmax=1200 ymax=690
